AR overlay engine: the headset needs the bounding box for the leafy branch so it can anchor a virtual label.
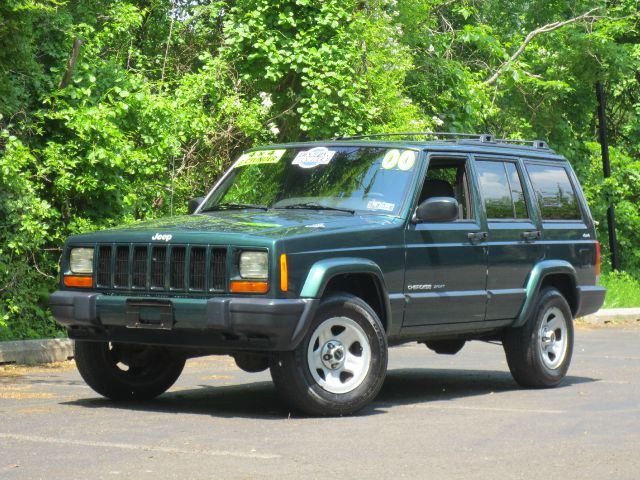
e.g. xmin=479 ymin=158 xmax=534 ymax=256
xmin=484 ymin=8 xmax=602 ymax=85
xmin=58 ymin=38 xmax=84 ymax=88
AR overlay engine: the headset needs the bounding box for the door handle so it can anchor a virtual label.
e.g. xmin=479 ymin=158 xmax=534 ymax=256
xmin=468 ymin=231 xmax=488 ymax=243
xmin=521 ymin=230 xmax=541 ymax=241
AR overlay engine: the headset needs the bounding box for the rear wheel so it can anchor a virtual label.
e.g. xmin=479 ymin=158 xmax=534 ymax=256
xmin=270 ymin=294 xmax=387 ymax=416
xmin=503 ymin=288 xmax=574 ymax=388
xmin=74 ymin=341 xmax=185 ymax=400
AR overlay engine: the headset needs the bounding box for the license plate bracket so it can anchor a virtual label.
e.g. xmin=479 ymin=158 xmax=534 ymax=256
xmin=126 ymin=299 xmax=174 ymax=330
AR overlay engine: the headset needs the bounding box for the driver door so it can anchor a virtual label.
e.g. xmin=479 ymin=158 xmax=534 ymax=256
xmin=403 ymin=154 xmax=488 ymax=327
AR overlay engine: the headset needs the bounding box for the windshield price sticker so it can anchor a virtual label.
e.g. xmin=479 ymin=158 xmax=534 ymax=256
xmin=292 ymin=147 xmax=336 ymax=169
xmin=236 ymin=149 xmax=286 ymax=167
xmin=381 ymin=150 xmax=416 ymax=171
xmin=367 ymin=200 xmax=395 ymax=212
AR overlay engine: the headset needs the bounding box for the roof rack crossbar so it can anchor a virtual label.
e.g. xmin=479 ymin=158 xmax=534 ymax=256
xmin=335 ymin=132 xmax=495 ymax=142
xmin=495 ymin=138 xmax=549 ymax=149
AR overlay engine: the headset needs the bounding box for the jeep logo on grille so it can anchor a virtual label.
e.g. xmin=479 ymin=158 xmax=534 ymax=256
xmin=151 ymin=233 xmax=172 ymax=242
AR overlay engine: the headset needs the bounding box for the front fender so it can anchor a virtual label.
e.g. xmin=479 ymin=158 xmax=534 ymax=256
xmin=514 ymin=260 xmax=577 ymax=327
xmin=299 ymin=257 xmax=387 ymax=299
xmin=298 ymin=257 xmax=392 ymax=336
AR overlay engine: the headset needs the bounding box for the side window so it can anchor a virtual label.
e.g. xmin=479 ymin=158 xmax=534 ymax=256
xmin=525 ymin=163 xmax=581 ymax=220
xmin=476 ymin=160 xmax=529 ymax=219
xmin=505 ymin=162 xmax=528 ymax=218
xmin=420 ymin=157 xmax=473 ymax=220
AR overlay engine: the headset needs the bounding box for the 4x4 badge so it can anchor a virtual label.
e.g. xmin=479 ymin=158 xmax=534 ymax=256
xmin=151 ymin=233 xmax=172 ymax=242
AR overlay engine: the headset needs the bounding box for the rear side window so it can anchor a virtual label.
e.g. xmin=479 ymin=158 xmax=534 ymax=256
xmin=525 ymin=163 xmax=581 ymax=220
xmin=505 ymin=163 xmax=528 ymax=218
xmin=476 ymin=160 xmax=528 ymax=219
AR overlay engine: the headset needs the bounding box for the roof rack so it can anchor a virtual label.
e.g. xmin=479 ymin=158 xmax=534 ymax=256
xmin=335 ymin=132 xmax=495 ymax=142
xmin=495 ymin=138 xmax=549 ymax=149
xmin=334 ymin=131 xmax=551 ymax=150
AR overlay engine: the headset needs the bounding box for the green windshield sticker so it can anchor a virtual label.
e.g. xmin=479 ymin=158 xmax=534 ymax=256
xmin=381 ymin=149 xmax=416 ymax=171
xmin=236 ymin=149 xmax=286 ymax=167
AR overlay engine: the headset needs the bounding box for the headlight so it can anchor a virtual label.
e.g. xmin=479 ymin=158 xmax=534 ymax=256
xmin=239 ymin=251 xmax=268 ymax=279
xmin=70 ymin=248 xmax=94 ymax=274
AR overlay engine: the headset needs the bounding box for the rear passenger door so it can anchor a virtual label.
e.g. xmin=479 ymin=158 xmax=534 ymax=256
xmin=475 ymin=157 xmax=543 ymax=320
xmin=523 ymin=161 xmax=593 ymax=283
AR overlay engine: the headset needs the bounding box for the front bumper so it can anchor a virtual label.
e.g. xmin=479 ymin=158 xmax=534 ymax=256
xmin=50 ymin=291 xmax=318 ymax=351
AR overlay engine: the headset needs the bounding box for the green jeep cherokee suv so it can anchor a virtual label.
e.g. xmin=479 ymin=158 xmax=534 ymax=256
xmin=50 ymin=133 xmax=606 ymax=415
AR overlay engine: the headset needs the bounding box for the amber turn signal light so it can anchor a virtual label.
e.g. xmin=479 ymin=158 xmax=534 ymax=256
xmin=280 ymin=254 xmax=288 ymax=292
xmin=64 ymin=275 xmax=94 ymax=288
xmin=230 ymin=280 xmax=269 ymax=294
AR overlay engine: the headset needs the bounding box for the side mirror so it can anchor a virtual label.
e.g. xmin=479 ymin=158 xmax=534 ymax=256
xmin=188 ymin=197 xmax=204 ymax=214
xmin=412 ymin=197 xmax=459 ymax=223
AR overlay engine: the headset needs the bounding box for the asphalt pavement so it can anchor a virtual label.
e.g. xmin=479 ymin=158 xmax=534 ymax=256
xmin=1 ymin=324 xmax=638 ymax=479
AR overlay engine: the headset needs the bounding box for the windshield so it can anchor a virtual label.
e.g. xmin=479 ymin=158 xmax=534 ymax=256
xmin=200 ymin=146 xmax=419 ymax=216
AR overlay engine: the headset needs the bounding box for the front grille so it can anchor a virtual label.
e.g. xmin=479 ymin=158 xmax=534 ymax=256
xmin=210 ymin=249 xmax=226 ymax=291
xmin=190 ymin=247 xmax=206 ymax=290
xmin=94 ymin=244 xmax=227 ymax=293
xmin=170 ymin=247 xmax=186 ymax=289
xmin=96 ymin=246 xmax=112 ymax=287
xmin=115 ymin=246 xmax=129 ymax=287
xmin=151 ymin=246 xmax=166 ymax=288
xmin=132 ymin=246 xmax=147 ymax=288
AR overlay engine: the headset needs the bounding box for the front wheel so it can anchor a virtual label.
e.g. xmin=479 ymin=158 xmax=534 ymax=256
xmin=74 ymin=341 xmax=185 ymax=401
xmin=503 ymin=288 xmax=574 ymax=388
xmin=270 ymin=294 xmax=388 ymax=416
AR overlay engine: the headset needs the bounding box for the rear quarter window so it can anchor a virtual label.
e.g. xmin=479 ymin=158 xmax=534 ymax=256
xmin=525 ymin=163 xmax=581 ymax=220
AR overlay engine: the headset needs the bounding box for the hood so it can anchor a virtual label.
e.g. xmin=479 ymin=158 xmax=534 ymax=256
xmin=68 ymin=210 xmax=402 ymax=244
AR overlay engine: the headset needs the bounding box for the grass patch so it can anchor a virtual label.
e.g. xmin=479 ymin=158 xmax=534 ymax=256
xmin=600 ymin=271 xmax=640 ymax=308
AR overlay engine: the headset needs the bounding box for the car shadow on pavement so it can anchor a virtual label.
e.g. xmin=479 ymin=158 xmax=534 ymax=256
xmin=374 ymin=368 xmax=594 ymax=408
xmin=61 ymin=368 xmax=596 ymax=419
xmin=63 ymin=380 xmax=291 ymax=420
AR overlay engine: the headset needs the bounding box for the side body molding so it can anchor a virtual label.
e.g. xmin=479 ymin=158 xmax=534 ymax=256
xmin=514 ymin=260 xmax=578 ymax=328
xmin=299 ymin=257 xmax=392 ymax=332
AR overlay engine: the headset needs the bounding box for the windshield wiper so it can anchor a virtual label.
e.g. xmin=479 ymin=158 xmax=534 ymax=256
xmin=278 ymin=202 xmax=355 ymax=214
xmin=200 ymin=202 xmax=269 ymax=212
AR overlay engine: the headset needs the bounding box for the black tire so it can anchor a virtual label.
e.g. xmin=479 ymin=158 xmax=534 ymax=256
xmin=74 ymin=341 xmax=185 ymax=401
xmin=503 ymin=288 xmax=574 ymax=388
xmin=270 ymin=294 xmax=388 ymax=416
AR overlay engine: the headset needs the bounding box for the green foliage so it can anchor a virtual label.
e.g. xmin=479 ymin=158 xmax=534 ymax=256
xmin=222 ymin=0 xmax=426 ymax=138
xmin=0 ymin=133 xmax=64 ymax=340
xmin=579 ymin=143 xmax=640 ymax=273
xmin=600 ymin=271 xmax=640 ymax=309
xmin=1 ymin=0 xmax=639 ymax=338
